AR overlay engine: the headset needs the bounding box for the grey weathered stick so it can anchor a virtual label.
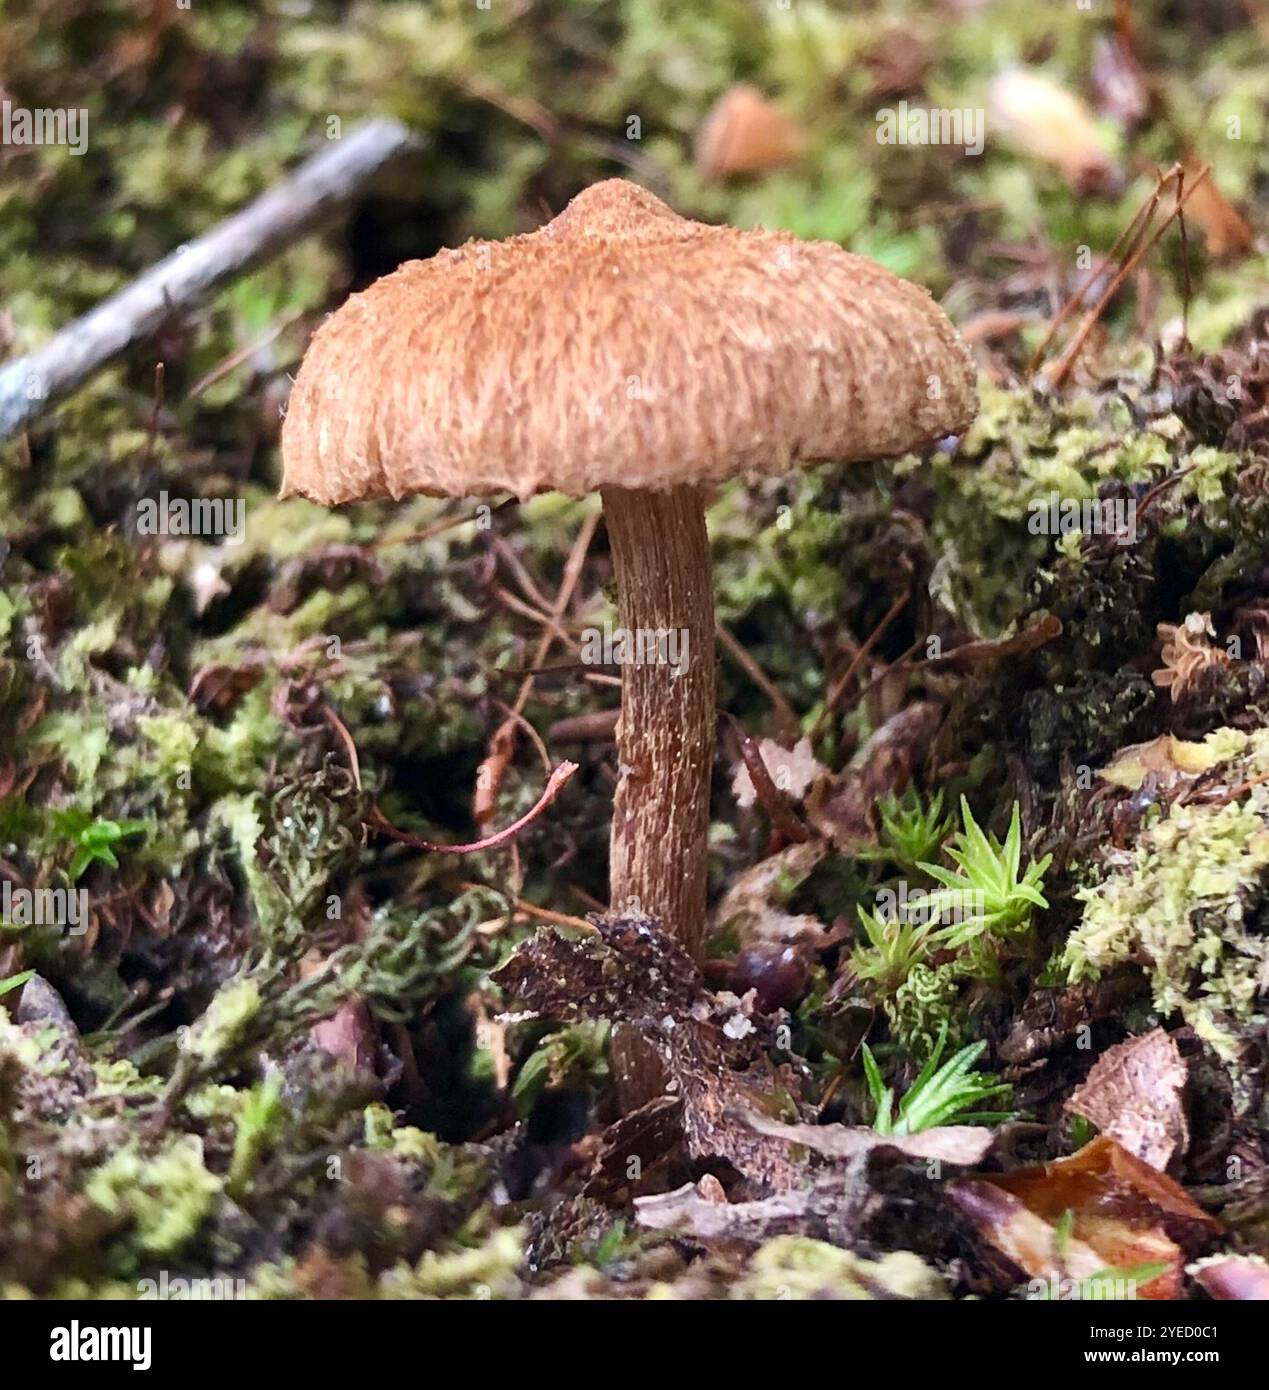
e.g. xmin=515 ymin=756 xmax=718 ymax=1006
xmin=0 ymin=117 xmax=414 ymax=443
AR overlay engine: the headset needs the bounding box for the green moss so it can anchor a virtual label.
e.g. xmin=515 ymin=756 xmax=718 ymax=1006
xmin=735 ymin=1236 xmax=948 ymax=1300
xmin=926 ymin=382 xmax=1180 ymax=635
xmin=1 ymin=0 xmax=1267 ymax=1303
xmin=0 ymin=1010 xmax=45 ymax=1071
xmin=1066 ymin=731 xmax=1269 ymax=1064
xmin=92 ymin=1058 xmax=164 ymax=1101
xmin=180 ymin=979 xmax=262 ymax=1067
xmin=885 ymin=962 xmax=967 ymax=1062
xmin=196 ymin=689 xmax=286 ymax=794
xmin=84 ymin=1136 xmax=221 ymax=1262
xmin=379 ymin=1228 xmax=523 ymax=1300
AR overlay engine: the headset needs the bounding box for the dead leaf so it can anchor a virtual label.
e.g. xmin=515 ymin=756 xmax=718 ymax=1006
xmin=807 ymin=702 xmax=942 ymax=850
xmin=634 ymin=1115 xmax=995 ymax=1252
xmin=950 ymin=1136 xmax=1221 ymax=1299
xmin=1191 ymin=1253 xmax=1269 ymax=1300
xmin=988 ymin=68 xmax=1120 ymax=193
xmin=710 ymin=839 xmax=828 ymax=952
xmin=1099 ymin=733 xmax=1230 ymax=791
xmin=731 ymin=736 xmax=823 ymax=810
xmin=998 ymin=978 xmax=1134 ymax=1066
xmin=1064 ymin=1029 xmax=1189 ymax=1171
xmin=724 ymin=718 xmax=811 ymax=841
xmin=188 ymin=662 xmax=264 ymax=714
xmin=582 ymin=1096 xmax=686 ymax=1201
xmin=310 ymin=996 xmax=377 ymax=1074
xmin=1180 ymin=155 xmax=1254 ymax=259
xmin=634 ymin=1176 xmax=853 ymax=1247
xmin=695 ymin=85 xmax=803 ymax=180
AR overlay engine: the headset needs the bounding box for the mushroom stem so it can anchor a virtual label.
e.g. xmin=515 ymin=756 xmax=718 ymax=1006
xmin=601 ymin=484 xmax=716 ymax=960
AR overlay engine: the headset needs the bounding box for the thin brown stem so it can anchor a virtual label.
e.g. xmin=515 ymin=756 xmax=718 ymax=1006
xmin=601 ymin=484 xmax=716 ymax=959
xmin=715 ymin=618 xmax=800 ymax=743
xmin=473 ymin=508 xmax=599 ymax=827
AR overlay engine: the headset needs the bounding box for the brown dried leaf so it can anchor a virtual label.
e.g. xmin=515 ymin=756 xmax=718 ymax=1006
xmin=310 ymin=997 xmax=378 ymax=1075
xmin=710 ymin=839 xmax=829 ymax=953
xmin=998 ymin=979 xmax=1132 ymax=1066
xmin=950 ymin=1136 xmax=1221 ymax=1299
xmin=634 ymin=1176 xmax=854 ymax=1247
xmin=583 ymin=1097 xmax=687 ymax=1201
xmin=188 ymin=662 xmax=264 ymax=715
xmin=1064 ymin=1029 xmax=1189 ymax=1171
xmin=1180 ymin=156 xmax=1254 ymax=259
xmin=807 ymin=702 xmax=942 ymax=851
xmin=695 ymin=85 xmax=803 ymax=180
xmin=988 ymin=69 xmax=1120 ymax=193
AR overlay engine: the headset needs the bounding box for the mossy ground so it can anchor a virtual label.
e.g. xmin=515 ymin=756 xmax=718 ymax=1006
xmin=2 ymin=0 xmax=1269 ymax=1298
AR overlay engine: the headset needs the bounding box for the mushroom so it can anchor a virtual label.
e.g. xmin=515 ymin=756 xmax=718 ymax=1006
xmin=280 ymin=179 xmax=976 ymax=962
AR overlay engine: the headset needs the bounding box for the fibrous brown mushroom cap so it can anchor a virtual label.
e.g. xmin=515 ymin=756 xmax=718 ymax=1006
xmin=280 ymin=179 xmax=977 ymax=505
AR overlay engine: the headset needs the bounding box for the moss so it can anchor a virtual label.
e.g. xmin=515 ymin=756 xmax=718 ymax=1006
xmin=0 ymin=0 xmax=1266 ymax=1303
xmin=734 ymin=1235 xmax=948 ymax=1300
xmin=83 ymin=1136 xmax=221 ymax=1263
xmin=925 ymin=382 xmax=1181 ymax=635
xmin=92 ymin=1058 xmax=164 ymax=1101
xmin=885 ymin=962 xmax=968 ymax=1063
xmin=379 ymin=1228 xmax=523 ymax=1300
xmin=1066 ymin=730 xmax=1269 ymax=1065
xmin=196 ymin=689 xmax=286 ymax=794
xmin=0 ymin=1010 xmax=46 ymax=1072
xmin=180 ymin=979 xmax=262 ymax=1067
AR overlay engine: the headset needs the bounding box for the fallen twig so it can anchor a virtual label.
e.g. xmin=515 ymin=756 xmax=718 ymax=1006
xmin=186 ymin=309 xmax=302 ymax=400
xmin=368 ymin=761 xmax=579 ymax=855
xmin=715 ymin=618 xmax=800 ymax=743
xmin=372 ymin=497 xmax=518 ymax=552
xmin=922 ymin=613 xmax=1063 ymax=669
xmin=813 ymin=588 xmax=910 ymax=741
xmin=548 ymin=709 xmax=621 ymax=743
xmin=318 ymin=692 xmax=575 ymax=855
xmin=722 ymin=712 xmax=809 ymax=843
xmin=459 ymin=881 xmax=596 ymax=934
xmin=474 ymin=509 xmax=599 ymax=827
xmin=0 ymin=118 xmax=415 ymax=441
xmin=1032 ymin=163 xmax=1212 ymax=389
